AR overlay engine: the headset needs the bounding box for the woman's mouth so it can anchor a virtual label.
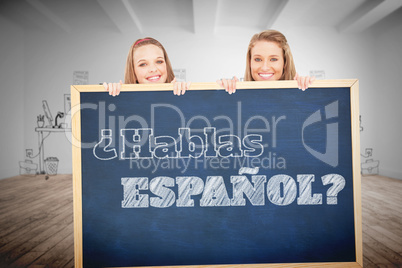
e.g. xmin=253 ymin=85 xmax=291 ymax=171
xmin=258 ymin=73 xmax=274 ymax=80
xmin=146 ymin=75 xmax=161 ymax=82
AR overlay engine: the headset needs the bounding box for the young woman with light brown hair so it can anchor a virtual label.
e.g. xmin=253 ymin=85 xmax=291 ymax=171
xmin=104 ymin=37 xmax=190 ymax=96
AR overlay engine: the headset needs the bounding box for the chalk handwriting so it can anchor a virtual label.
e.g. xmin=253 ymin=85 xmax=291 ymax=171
xmin=121 ymin=173 xmax=345 ymax=208
xmin=93 ymin=128 xmax=264 ymax=160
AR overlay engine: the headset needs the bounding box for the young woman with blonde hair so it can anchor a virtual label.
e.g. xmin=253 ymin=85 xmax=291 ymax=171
xmin=218 ymin=29 xmax=315 ymax=93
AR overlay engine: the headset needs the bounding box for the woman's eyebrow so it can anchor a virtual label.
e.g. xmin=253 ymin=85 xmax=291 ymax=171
xmin=136 ymin=56 xmax=164 ymax=64
xmin=252 ymin=54 xmax=280 ymax=57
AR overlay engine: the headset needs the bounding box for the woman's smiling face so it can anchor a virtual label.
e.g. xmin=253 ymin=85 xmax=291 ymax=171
xmin=133 ymin=44 xmax=168 ymax=84
xmin=250 ymin=40 xmax=284 ymax=81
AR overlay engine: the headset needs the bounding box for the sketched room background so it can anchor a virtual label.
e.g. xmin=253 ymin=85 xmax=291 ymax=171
xmin=0 ymin=0 xmax=401 ymax=180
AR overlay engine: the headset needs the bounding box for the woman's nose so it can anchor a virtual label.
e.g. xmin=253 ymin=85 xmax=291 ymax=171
xmin=148 ymin=63 xmax=157 ymax=72
xmin=262 ymin=60 xmax=271 ymax=70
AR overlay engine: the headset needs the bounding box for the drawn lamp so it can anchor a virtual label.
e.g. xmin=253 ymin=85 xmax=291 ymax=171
xmin=54 ymin=112 xmax=65 ymax=128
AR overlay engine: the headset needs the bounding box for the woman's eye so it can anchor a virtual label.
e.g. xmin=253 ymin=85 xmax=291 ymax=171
xmin=139 ymin=63 xmax=146 ymax=67
xmin=156 ymin=60 xmax=164 ymax=64
xmin=270 ymin=58 xmax=278 ymax=62
xmin=254 ymin=58 xmax=262 ymax=62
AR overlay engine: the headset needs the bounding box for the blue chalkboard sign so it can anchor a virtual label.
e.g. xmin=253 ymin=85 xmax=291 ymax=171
xmin=71 ymin=80 xmax=362 ymax=268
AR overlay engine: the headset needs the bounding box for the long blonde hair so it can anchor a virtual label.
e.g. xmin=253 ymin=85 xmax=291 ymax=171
xmin=124 ymin=37 xmax=175 ymax=84
xmin=244 ymin=30 xmax=296 ymax=81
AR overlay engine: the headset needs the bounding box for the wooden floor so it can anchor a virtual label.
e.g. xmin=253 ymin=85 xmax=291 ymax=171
xmin=0 ymin=174 xmax=401 ymax=268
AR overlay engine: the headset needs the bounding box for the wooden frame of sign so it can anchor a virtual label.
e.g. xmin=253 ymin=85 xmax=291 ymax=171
xmin=71 ymin=79 xmax=362 ymax=268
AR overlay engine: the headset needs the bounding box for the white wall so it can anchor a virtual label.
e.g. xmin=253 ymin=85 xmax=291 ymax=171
xmin=366 ymin=12 xmax=402 ymax=179
xmin=1 ymin=10 xmax=402 ymax=179
xmin=23 ymin=30 xmax=129 ymax=175
xmin=0 ymin=17 xmax=25 ymax=179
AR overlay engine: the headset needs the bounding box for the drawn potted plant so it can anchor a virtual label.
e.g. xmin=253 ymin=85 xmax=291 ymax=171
xmin=37 ymin=114 xmax=45 ymax=128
